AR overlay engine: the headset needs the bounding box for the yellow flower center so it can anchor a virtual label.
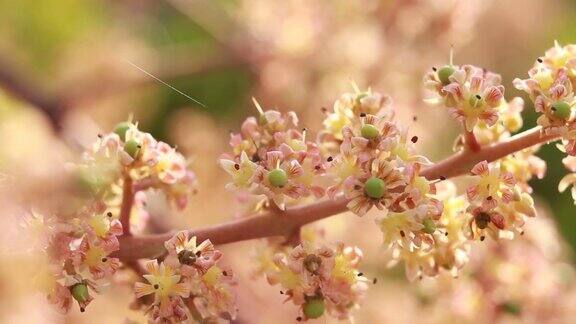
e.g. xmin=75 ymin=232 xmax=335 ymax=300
xmin=332 ymin=254 xmax=355 ymax=283
xmin=89 ymin=214 xmax=110 ymax=237
xmin=534 ymin=69 xmax=554 ymax=90
xmin=85 ymin=246 xmax=106 ymax=267
xmin=154 ymin=158 xmax=170 ymax=174
xmin=203 ymin=266 xmax=223 ymax=286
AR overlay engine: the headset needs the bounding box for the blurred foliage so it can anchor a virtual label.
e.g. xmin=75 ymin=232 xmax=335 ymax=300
xmin=0 ymin=0 xmax=106 ymax=70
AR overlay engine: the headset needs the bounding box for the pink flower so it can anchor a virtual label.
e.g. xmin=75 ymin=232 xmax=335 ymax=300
xmin=164 ymin=231 xmax=222 ymax=273
xmin=466 ymin=207 xmax=506 ymax=241
xmin=134 ymin=260 xmax=190 ymax=314
xmin=74 ymin=238 xmax=121 ymax=280
xmin=466 ymin=161 xmax=515 ymax=210
xmin=252 ymin=150 xmax=307 ymax=209
xmin=344 ymin=159 xmax=406 ymax=216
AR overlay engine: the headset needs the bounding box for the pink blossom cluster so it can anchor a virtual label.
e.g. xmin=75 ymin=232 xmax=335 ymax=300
xmin=514 ymin=41 xmax=576 ymax=139
xmin=135 ymin=231 xmax=236 ymax=322
xmin=33 ymin=202 xmax=123 ymax=313
xmin=34 ymin=122 xmax=198 ymax=314
xmin=418 ymin=216 xmax=576 ymax=323
xmin=256 ymin=234 xmax=369 ymax=321
xmin=33 ymin=42 xmax=576 ymax=322
xmin=79 ymin=121 xmax=198 ymax=209
xmin=512 ymin=42 xmax=576 ymax=203
xmin=219 ymin=47 xmax=562 ymax=291
xmin=424 ymin=64 xmax=505 ymax=131
xmin=220 ymin=99 xmax=325 ymax=210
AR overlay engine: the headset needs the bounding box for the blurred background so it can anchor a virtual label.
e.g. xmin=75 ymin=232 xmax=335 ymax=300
xmin=2 ymin=0 xmax=576 ymax=323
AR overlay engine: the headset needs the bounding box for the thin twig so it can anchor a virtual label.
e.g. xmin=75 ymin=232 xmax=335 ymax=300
xmin=113 ymin=126 xmax=560 ymax=261
xmin=120 ymin=175 xmax=135 ymax=237
xmin=464 ymin=130 xmax=481 ymax=152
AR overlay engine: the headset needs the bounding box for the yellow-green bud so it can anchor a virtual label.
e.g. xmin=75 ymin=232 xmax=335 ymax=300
xmin=268 ymin=168 xmax=288 ymax=188
xmin=361 ymin=124 xmax=380 ymax=139
xmin=113 ymin=122 xmax=131 ymax=141
xmin=422 ymin=218 xmax=436 ymax=234
xmin=303 ymin=296 xmax=325 ymax=319
xmin=438 ymin=65 xmax=456 ymax=85
xmin=364 ymin=177 xmax=386 ymax=199
xmin=551 ymin=101 xmax=572 ymax=120
xmin=124 ymin=139 xmax=140 ymax=158
xmin=501 ymin=301 xmax=521 ymax=315
xmin=71 ymin=283 xmax=90 ymax=304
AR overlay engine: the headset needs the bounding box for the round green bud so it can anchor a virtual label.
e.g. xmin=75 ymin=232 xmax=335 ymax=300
xmin=71 ymin=283 xmax=90 ymax=303
xmin=551 ymin=101 xmax=572 ymax=120
xmin=364 ymin=177 xmax=386 ymax=199
xmin=422 ymin=218 xmax=436 ymax=234
xmin=501 ymin=301 xmax=521 ymax=315
xmin=268 ymin=168 xmax=288 ymax=188
xmin=124 ymin=139 xmax=140 ymax=158
xmin=113 ymin=122 xmax=131 ymax=141
xmin=438 ymin=65 xmax=456 ymax=85
xmin=303 ymin=297 xmax=325 ymax=319
xmin=361 ymin=124 xmax=380 ymax=139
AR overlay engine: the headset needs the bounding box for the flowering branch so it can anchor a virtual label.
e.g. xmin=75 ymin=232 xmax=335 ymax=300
xmin=37 ymin=42 xmax=576 ymax=322
xmin=114 ymin=126 xmax=559 ymax=261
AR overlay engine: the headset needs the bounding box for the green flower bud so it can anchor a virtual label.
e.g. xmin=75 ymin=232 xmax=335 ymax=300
xmin=124 ymin=139 xmax=140 ymax=158
xmin=438 ymin=65 xmax=456 ymax=85
xmin=364 ymin=177 xmax=386 ymax=199
xmin=551 ymin=101 xmax=572 ymax=120
xmin=501 ymin=301 xmax=521 ymax=315
xmin=303 ymin=296 xmax=325 ymax=319
xmin=422 ymin=218 xmax=436 ymax=234
xmin=113 ymin=122 xmax=132 ymax=141
xmin=361 ymin=124 xmax=380 ymax=139
xmin=268 ymin=168 xmax=288 ymax=188
xmin=71 ymin=283 xmax=90 ymax=304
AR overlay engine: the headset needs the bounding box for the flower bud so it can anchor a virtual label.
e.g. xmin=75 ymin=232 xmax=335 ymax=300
xmin=551 ymin=101 xmax=571 ymax=120
xmin=438 ymin=65 xmax=456 ymax=85
xmin=361 ymin=124 xmax=380 ymax=139
xmin=303 ymin=296 xmax=325 ymax=319
xmin=364 ymin=177 xmax=386 ymax=199
xmin=114 ymin=122 xmax=132 ymax=141
xmin=71 ymin=283 xmax=90 ymax=304
xmin=422 ymin=218 xmax=436 ymax=234
xmin=268 ymin=168 xmax=288 ymax=188
xmin=124 ymin=139 xmax=141 ymax=158
xmin=501 ymin=301 xmax=521 ymax=315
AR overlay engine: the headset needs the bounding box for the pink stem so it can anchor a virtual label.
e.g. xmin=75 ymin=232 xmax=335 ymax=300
xmin=464 ymin=131 xmax=481 ymax=152
xmin=113 ymin=126 xmax=560 ymax=261
xmin=120 ymin=176 xmax=135 ymax=237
